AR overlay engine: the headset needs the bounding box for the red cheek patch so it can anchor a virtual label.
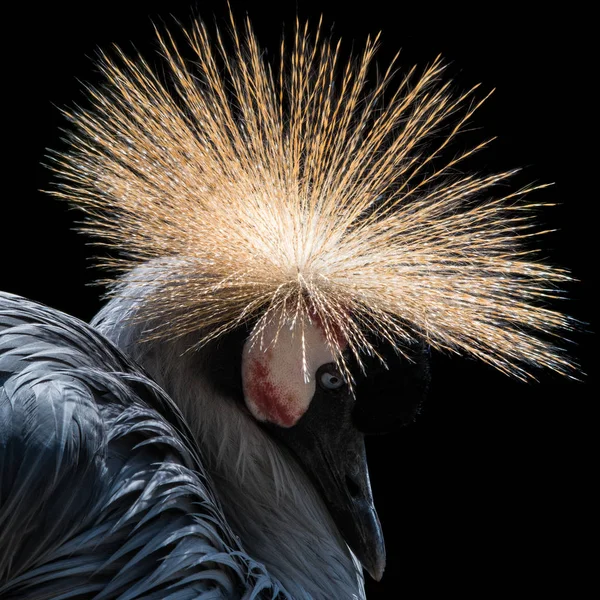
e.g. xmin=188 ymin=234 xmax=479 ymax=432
xmin=244 ymin=356 xmax=300 ymax=427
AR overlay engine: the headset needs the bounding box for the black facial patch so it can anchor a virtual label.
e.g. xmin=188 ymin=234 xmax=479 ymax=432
xmin=351 ymin=339 xmax=431 ymax=434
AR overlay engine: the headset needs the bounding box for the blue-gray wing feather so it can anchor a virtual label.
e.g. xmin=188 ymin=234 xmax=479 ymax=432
xmin=0 ymin=292 xmax=286 ymax=599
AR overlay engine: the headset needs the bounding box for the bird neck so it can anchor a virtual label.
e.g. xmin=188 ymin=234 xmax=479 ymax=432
xmin=92 ymin=285 xmax=365 ymax=600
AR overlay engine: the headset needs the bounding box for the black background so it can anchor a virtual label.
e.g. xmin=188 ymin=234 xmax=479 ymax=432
xmin=2 ymin=1 xmax=593 ymax=597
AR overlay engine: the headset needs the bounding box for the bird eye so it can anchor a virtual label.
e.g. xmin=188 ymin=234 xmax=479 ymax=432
xmin=319 ymin=368 xmax=345 ymax=390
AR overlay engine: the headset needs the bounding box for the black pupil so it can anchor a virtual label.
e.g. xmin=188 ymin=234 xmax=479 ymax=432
xmin=324 ymin=373 xmax=341 ymax=388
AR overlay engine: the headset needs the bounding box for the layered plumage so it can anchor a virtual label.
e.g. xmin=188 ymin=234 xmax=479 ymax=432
xmin=50 ymin=16 xmax=574 ymax=381
xmin=0 ymin=291 xmax=284 ymax=599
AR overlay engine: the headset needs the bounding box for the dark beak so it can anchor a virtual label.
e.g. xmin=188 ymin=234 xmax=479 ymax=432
xmin=266 ymin=371 xmax=386 ymax=580
xmin=315 ymin=431 xmax=386 ymax=581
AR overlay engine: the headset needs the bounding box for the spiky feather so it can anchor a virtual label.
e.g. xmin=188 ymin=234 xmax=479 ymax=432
xmin=49 ymin=15 xmax=574 ymax=381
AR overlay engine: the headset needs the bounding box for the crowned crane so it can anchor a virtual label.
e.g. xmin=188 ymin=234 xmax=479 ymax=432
xmin=0 ymin=13 xmax=574 ymax=600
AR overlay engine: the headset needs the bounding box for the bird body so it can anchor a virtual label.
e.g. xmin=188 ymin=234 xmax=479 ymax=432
xmin=1 ymin=273 xmax=366 ymax=598
xmin=0 ymin=12 xmax=575 ymax=600
xmin=0 ymin=291 xmax=287 ymax=599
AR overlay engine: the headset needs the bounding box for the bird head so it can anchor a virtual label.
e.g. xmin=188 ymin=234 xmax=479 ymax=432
xmin=239 ymin=305 xmax=407 ymax=579
xmin=51 ymin=12 xmax=574 ymax=584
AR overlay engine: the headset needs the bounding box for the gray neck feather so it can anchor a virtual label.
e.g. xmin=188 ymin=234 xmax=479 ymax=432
xmin=92 ymin=269 xmax=365 ymax=600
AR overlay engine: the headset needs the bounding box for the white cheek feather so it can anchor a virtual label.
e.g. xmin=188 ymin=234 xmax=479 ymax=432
xmin=242 ymin=310 xmax=337 ymax=427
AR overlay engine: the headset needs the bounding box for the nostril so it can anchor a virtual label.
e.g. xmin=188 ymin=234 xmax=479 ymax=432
xmin=345 ymin=474 xmax=360 ymax=498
